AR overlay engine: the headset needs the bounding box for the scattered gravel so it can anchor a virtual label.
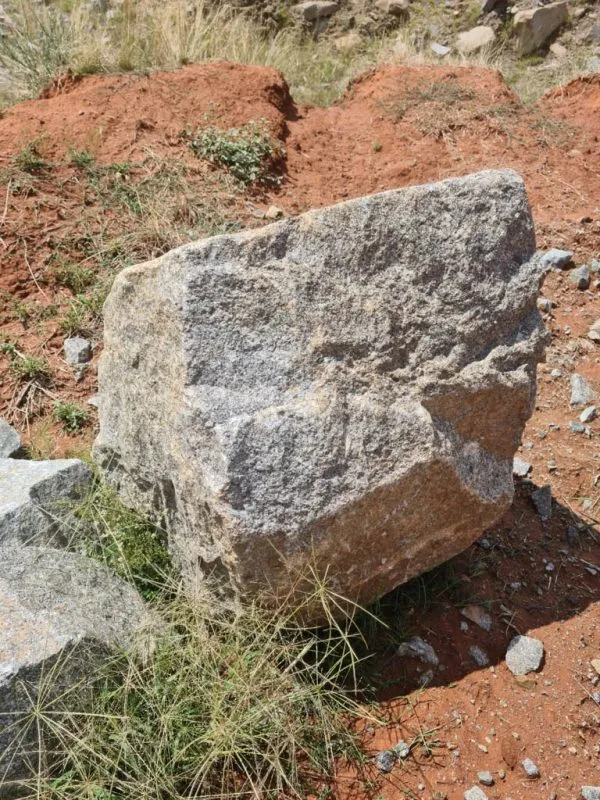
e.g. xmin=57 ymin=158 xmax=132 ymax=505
xmin=506 ymin=635 xmax=544 ymax=675
xmin=522 ymin=757 xmax=540 ymax=778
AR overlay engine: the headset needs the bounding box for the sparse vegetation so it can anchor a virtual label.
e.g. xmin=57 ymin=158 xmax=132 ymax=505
xmin=188 ymin=120 xmax=284 ymax=186
xmin=9 ymin=351 xmax=51 ymax=381
xmin=12 ymin=139 xmax=49 ymax=172
xmin=53 ymin=400 xmax=89 ymax=432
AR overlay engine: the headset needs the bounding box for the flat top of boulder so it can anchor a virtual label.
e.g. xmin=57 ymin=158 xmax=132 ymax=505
xmin=0 ymin=457 xmax=91 ymax=511
xmin=0 ymin=420 xmax=21 ymax=459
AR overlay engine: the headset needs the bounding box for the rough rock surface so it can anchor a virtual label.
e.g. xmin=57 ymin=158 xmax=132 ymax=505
xmin=513 ymin=1 xmax=568 ymax=55
xmin=94 ymin=169 xmax=547 ymax=611
xmin=0 ymin=546 xmax=148 ymax=790
xmin=0 ymin=420 xmax=21 ymax=459
xmin=0 ymin=458 xmax=92 ymax=548
xmin=506 ymin=634 xmax=544 ymax=675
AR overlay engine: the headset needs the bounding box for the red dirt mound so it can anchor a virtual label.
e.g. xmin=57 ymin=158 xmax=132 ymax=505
xmin=0 ymin=62 xmax=292 ymax=164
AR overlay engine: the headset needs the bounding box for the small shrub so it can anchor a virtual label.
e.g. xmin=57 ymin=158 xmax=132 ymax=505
xmin=53 ymin=401 xmax=89 ymax=432
xmin=188 ymin=120 xmax=284 ymax=186
xmin=12 ymin=140 xmax=49 ymax=173
xmin=68 ymin=148 xmax=95 ymax=169
xmin=53 ymin=259 xmax=96 ymax=294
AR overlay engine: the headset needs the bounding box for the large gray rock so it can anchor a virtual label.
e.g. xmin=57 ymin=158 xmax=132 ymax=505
xmin=513 ymin=1 xmax=568 ymax=55
xmin=457 ymin=26 xmax=496 ymax=54
xmin=0 ymin=421 xmax=21 ymax=459
xmin=0 ymin=458 xmax=92 ymax=548
xmin=94 ymin=169 xmax=547 ymax=614
xmin=0 ymin=546 xmax=148 ymax=792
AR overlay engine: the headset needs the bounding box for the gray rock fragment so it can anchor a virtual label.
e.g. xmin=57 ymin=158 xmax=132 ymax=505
xmin=582 ymin=788 xmax=600 ymax=800
xmin=540 ymin=248 xmax=572 ymax=270
xmin=513 ymin=457 xmax=532 ymax=477
xmin=465 ymin=787 xmax=488 ymax=800
xmin=588 ymin=320 xmax=600 ymax=343
xmin=514 ymin=2 xmax=568 ymax=55
xmin=0 ymin=420 xmax=21 ymax=459
xmin=94 ymin=169 xmax=548 ymax=613
xmin=457 ymin=26 xmax=496 ymax=53
xmin=521 ymin=757 xmax=540 ymax=778
xmin=550 ymin=368 xmax=562 ymax=378
xmin=580 ymin=406 xmax=597 ymax=424
xmin=0 ymin=546 xmax=149 ymax=788
xmin=536 ymin=297 xmax=552 ymax=313
xmin=569 ymin=421 xmax=586 ymax=434
xmin=394 ymin=740 xmax=410 ymax=758
xmin=469 ymin=645 xmax=490 ymax=667
xmin=375 ymin=749 xmax=396 ymax=773
xmin=569 ymin=265 xmax=590 ymax=290
xmin=64 ymin=336 xmax=92 ymax=365
xmin=430 ymin=42 xmax=451 ymax=56
xmin=397 ymin=636 xmax=439 ymax=666
xmin=506 ymin=635 xmax=544 ymax=675
xmin=0 ymin=458 xmax=92 ymax=547
xmin=531 ymin=484 xmax=552 ymax=520
xmin=461 ymin=604 xmax=492 ymax=631
xmin=478 ymin=771 xmax=494 ymax=786
xmin=570 ymin=374 xmax=598 ymax=406
xmin=291 ymin=0 xmax=338 ymax=19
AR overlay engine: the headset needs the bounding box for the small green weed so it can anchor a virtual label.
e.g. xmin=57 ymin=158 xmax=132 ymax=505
xmin=10 ymin=353 xmax=50 ymax=380
xmin=53 ymin=401 xmax=89 ymax=433
xmin=68 ymin=148 xmax=95 ymax=170
xmin=188 ymin=120 xmax=285 ymax=186
xmin=13 ymin=140 xmax=49 ymax=173
xmin=52 ymin=259 xmax=96 ymax=294
xmin=59 ymin=299 xmax=92 ymax=337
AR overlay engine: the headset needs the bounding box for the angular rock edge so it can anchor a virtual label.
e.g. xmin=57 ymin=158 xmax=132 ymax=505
xmin=94 ymin=169 xmax=548 ymax=617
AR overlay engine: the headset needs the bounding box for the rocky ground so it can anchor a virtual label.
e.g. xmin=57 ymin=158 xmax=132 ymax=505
xmin=0 ymin=60 xmax=598 ymax=799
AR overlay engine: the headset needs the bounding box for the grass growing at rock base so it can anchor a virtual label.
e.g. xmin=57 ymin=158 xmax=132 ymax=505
xmin=6 ymin=482 xmax=372 ymax=799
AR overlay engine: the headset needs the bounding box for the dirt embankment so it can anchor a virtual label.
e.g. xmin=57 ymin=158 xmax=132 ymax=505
xmin=0 ymin=61 xmax=599 ymax=800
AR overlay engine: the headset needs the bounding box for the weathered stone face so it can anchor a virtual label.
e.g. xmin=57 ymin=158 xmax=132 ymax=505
xmin=94 ymin=169 xmax=547 ymax=614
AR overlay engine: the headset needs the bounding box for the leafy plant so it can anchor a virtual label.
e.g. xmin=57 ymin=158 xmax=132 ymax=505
xmin=53 ymin=401 xmax=89 ymax=432
xmin=188 ymin=120 xmax=284 ymax=186
xmin=10 ymin=353 xmax=50 ymax=380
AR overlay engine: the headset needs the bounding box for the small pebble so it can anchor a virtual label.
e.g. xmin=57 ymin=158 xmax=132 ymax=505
xmin=570 ymin=421 xmax=586 ymax=433
xmin=581 ymin=787 xmax=600 ymax=800
xmin=374 ymin=749 xmax=396 ymax=773
xmin=571 ymin=373 xmax=598 ymax=406
xmin=522 ymin=757 xmax=540 ymax=778
xmin=460 ymin=620 xmax=469 ymax=632
xmin=540 ymin=248 xmax=573 ymax=270
xmin=570 ymin=265 xmax=591 ymax=290
xmin=580 ymin=406 xmax=597 ymax=424
xmin=64 ymin=336 xmax=92 ymax=366
xmin=469 ymin=645 xmax=490 ymax=668
xmin=506 ymin=635 xmax=544 ymax=675
xmin=550 ymin=368 xmax=562 ymax=378
xmin=464 ymin=787 xmax=488 ymax=800
xmin=513 ymin=457 xmax=532 ymax=477
xmin=532 ymin=485 xmax=552 ymax=520
xmin=537 ymin=297 xmax=552 ymax=313
xmin=461 ymin=605 xmax=492 ymax=632
xmin=397 ymin=636 xmax=439 ymax=666
xmin=478 ymin=771 xmax=494 ymax=786
xmin=545 ymin=562 xmax=555 ymax=573
xmin=394 ymin=740 xmax=410 ymax=759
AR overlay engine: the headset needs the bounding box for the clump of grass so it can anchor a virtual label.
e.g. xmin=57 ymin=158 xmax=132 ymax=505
xmin=59 ymin=298 xmax=92 ymax=337
xmin=6 ymin=483 xmax=370 ymax=800
xmin=188 ymin=120 xmax=285 ymax=186
xmin=9 ymin=352 xmax=50 ymax=380
xmin=12 ymin=140 xmax=49 ymax=172
xmin=73 ymin=481 xmax=173 ymax=599
xmin=53 ymin=400 xmax=89 ymax=433
xmin=52 ymin=258 xmax=96 ymax=294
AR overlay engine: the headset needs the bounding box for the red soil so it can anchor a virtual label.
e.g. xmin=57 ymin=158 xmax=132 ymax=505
xmin=0 ymin=61 xmax=598 ymax=799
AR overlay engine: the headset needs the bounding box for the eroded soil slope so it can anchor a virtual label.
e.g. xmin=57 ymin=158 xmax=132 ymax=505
xmin=0 ymin=61 xmax=598 ymax=799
